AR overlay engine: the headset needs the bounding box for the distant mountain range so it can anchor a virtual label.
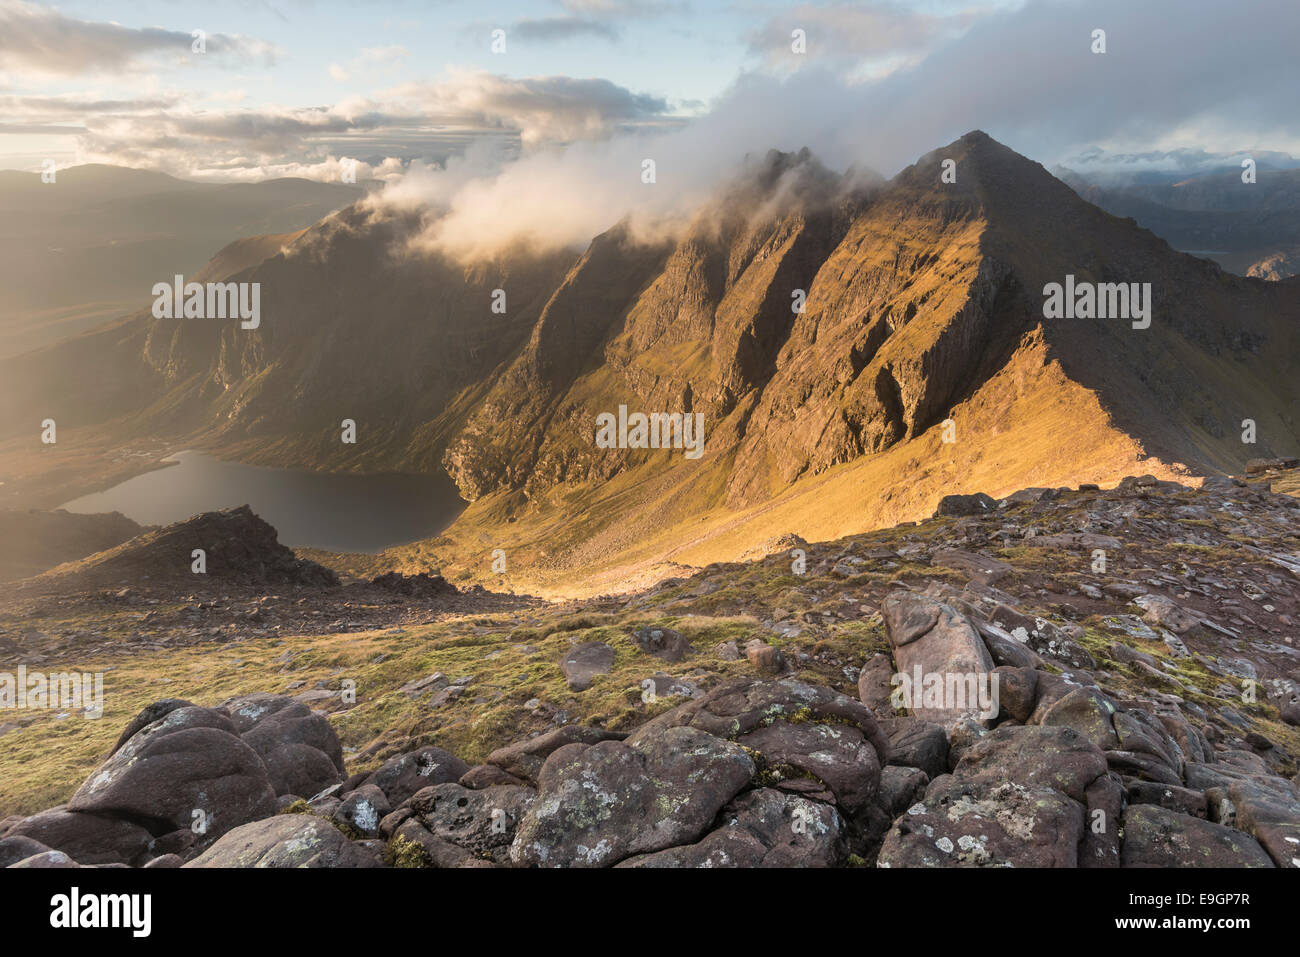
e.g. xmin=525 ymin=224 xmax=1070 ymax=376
xmin=1055 ymin=163 xmax=1300 ymax=277
xmin=3 ymin=133 xmax=1298 ymax=593
xmin=0 ymin=164 xmax=364 ymax=358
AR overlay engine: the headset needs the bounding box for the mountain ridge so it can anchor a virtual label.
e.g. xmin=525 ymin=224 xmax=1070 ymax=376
xmin=2 ymin=131 xmax=1297 ymax=596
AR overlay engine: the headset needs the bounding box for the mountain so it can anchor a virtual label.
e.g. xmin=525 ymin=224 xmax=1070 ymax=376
xmin=0 ymin=165 xmax=364 ymax=358
xmin=3 ymin=132 xmax=1299 ymax=596
xmin=1057 ymin=165 xmax=1300 ymax=277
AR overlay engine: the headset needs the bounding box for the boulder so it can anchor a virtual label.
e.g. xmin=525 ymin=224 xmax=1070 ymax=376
xmin=67 ymin=704 xmax=277 ymax=849
xmin=0 ymin=835 xmax=54 ymax=868
xmin=4 ymin=807 xmax=153 ymax=866
xmin=881 ymin=593 xmax=996 ymax=726
xmin=485 ymin=726 xmax=626 ymax=786
xmin=617 ymin=789 xmax=845 ymax=868
xmin=1120 ymin=804 xmax=1274 ymax=868
xmin=878 ymin=776 xmax=1086 ymax=868
xmin=632 ymin=626 xmax=692 ymax=662
xmin=510 ymin=725 xmax=754 ymax=867
xmin=333 ymin=784 xmax=390 ymax=837
xmin=184 ymin=814 xmax=383 ymax=868
xmin=934 ymin=493 xmax=997 ymax=517
xmin=878 ymin=717 xmax=949 ymax=779
xmin=220 ymin=693 xmax=346 ymax=798
xmin=407 ymin=783 xmax=535 ymax=864
xmin=361 ymin=746 xmax=470 ymax=807
xmin=560 ymin=641 xmax=615 ymax=691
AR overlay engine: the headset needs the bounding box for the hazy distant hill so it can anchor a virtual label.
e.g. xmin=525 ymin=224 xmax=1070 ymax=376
xmin=1057 ymin=165 xmax=1300 ymax=277
xmin=0 ymin=164 xmax=363 ymax=357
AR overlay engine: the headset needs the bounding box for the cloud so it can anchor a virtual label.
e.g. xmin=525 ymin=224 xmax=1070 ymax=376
xmin=503 ymin=0 xmax=686 ymax=45
xmin=388 ymin=69 xmax=672 ymax=145
xmin=0 ymin=62 xmax=673 ymax=180
xmin=747 ymin=1 xmax=982 ymax=69
xmin=511 ymin=17 xmax=619 ymax=43
xmin=365 ymin=0 xmax=1300 ymax=262
xmin=0 ymin=0 xmax=275 ymax=75
xmin=0 ymin=93 xmax=180 ymax=114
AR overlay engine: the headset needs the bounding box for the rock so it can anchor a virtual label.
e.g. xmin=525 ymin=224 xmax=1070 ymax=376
xmin=934 ymin=493 xmax=997 ymax=517
xmin=510 ymin=725 xmax=755 ymax=867
xmin=219 ymin=693 xmax=346 ymax=798
xmin=737 ymin=719 xmax=881 ymax=814
xmin=716 ymin=640 xmax=741 ymax=661
xmin=67 ymin=705 xmax=277 ymax=849
xmin=876 ymin=766 xmax=930 ymax=818
xmin=1133 ymin=594 xmax=1201 ymax=636
xmin=976 ymin=620 xmax=1044 ymax=670
xmin=745 ymin=638 xmax=786 ymax=675
xmin=878 ymin=717 xmax=949 ymax=779
xmin=882 ymin=593 xmax=996 ymax=726
xmin=878 ymin=724 xmax=1111 ymax=868
xmin=857 ymin=653 xmax=895 ymax=715
xmin=397 ymin=672 xmax=449 ymax=700
xmin=990 ymin=604 xmax=1096 ymax=669
xmin=184 ymin=815 xmax=383 ymax=868
xmin=632 ymin=626 xmax=692 ymax=662
xmin=1280 ymin=701 xmax=1300 ymax=727
xmin=407 ymin=783 xmax=535 ymax=864
xmin=633 ymin=678 xmax=889 ymax=769
xmin=932 ymin=549 xmax=1013 ymax=585
xmin=1245 ymin=457 xmax=1300 ymax=474
xmin=109 ymin=698 xmax=194 ymax=755
xmin=333 ymin=784 xmax=391 ymax=837
xmin=640 ymin=673 xmax=702 ymax=701
xmin=989 ymin=666 xmax=1038 ymax=723
xmin=617 ymin=789 xmax=845 ymax=868
xmin=4 ymin=807 xmax=153 ymax=866
xmin=8 ymin=850 xmax=82 ymax=868
xmin=1038 ymin=687 xmax=1120 ymax=752
xmin=0 ymin=835 xmax=54 ymax=868
xmin=879 ymin=776 xmax=1086 ymax=868
xmin=1226 ymin=778 xmax=1300 ymax=869
xmin=459 ymin=764 xmax=528 ymax=789
xmin=1110 ymin=642 xmax=1158 ymax=668
xmin=486 ymin=726 xmax=626 ymax=785
xmin=1126 ymin=782 xmax=1209 ymax=819
xmin=1120 ymin=804 xmax=1274 ymax=868
xmin=1080 ymin=774 xmax=1123 ymax=868
xmin=362 ymin=747 xmax=470 ymax=807
xmin=956 ymin=725 xmax=1109 ymax=803
xmin=560 ymin=641 xmax=615 ymax=691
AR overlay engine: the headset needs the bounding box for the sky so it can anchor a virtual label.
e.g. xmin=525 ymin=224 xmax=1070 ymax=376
xmin=3 ymin=0 xmax=1298 ymax=179
xmin=2 ymin=0 xmax=1298 ymax=255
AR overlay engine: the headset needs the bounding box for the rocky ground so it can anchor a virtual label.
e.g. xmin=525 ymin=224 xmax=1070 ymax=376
xmin=3 ymin=463 xmax=1300 ymax=867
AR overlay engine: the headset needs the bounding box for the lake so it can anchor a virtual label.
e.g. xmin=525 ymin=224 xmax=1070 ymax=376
xmin=60 ymin=450 xmax=467 ymax=553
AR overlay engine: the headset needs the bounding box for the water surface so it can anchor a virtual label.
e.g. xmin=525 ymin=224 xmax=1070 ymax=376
xmin=60 ymin=450 xmax=465 ymax=553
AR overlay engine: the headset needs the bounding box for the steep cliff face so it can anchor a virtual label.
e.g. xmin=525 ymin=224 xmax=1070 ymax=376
xmin=446 ymin=132 xmax=1300 ymax=515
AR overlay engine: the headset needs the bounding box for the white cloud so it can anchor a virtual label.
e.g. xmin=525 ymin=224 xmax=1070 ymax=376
xmin=0 ymin=0 xmax=275 ymax=76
